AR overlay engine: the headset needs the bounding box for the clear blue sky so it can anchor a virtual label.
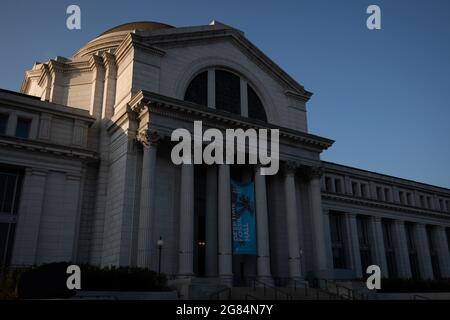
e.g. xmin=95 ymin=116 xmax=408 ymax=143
xmin=1 ymin=0 xmax=449 ymax=188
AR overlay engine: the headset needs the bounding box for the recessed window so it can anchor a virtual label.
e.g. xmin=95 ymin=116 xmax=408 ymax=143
xmin=352 ymin=182 xmax=358 ymax=196
xmin=361 ymin=184 xmax=368 ymax=198
xmin=15 ymin=117 xmax=31 ymax=139
xmin=325 ymin=177 xmax=332 ymax=192
xmin=0 ymin=114 xmax=8 ymax=135
xmin=215 ymin=69 xmax=241 ymax=115
xmin=334 ymin=179 xmax=343 ymax=194
xmin=376 ymin=186 xmax=383 ymax=200
xmin=184 ymin=68 xmax=267 ymax=122
xmin=406 ymin=193 xmax=412 ymax=205
xmin=184 ymin=71 xmax=208 ymax=106
xmin=384 ymin=188 xmax=391 ymax=202
xmin=426 ymin=197 xmax=432 ymax=209
xmin=247 ymin=85 xmax=267 ymax=122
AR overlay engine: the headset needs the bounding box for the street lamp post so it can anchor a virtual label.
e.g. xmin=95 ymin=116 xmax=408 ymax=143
xmin=157 ymin=236 xmax=164 ymax=276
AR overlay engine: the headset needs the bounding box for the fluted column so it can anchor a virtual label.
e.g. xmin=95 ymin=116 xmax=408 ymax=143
xmin=205 ymin=166 xmax=218 ymax=277
xmin=137 ymin=131 xmax=159 ymax=268
xmin=433 ymin=226 xmax=450 ymax=278
xmin=283 ymin=162 xmax=302 ymax=282
xmin=368 ymin=217 xmax=389 ymax=277
xmin=392 ymin=220 xmax=412 ymax=278
xmin=308 ymin=166 xmax=330 ymax=273
xmin=414 ymin=223 xmax=434 ymax=280
xmin=254 ymin=165 xmax=272 ymax=283
xmin=344 ymin=213 xmax=363 ymax=278
xmin=177 ymin=163 xmax=195 ymax=277
xmin=218 ymin=164 xmax=233 ymax=286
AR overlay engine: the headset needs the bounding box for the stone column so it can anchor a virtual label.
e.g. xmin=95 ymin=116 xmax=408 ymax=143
xmin=218 ymin=164 xmax=233 ymax=286
xmin=368 ymin=217 xmax=389 ymax=277
xmin=205 ymin=166 xmax=218 ymax=277
xmin=254 ymin=165 xmax=272 ymax=283
xmin=177 ymin=163 xmax=195 ymax=277
xmin=392 ymin=220 xmax=412 ymax=279
xmin=344 ymin=213 xmax=363 ymax=278
xmin=136 ymin=131 xmax=159 ymax=268
xmin=283 ymin=162 xmax=302 ymax=282
xmin=433 ymin=226 xmax=450 ymax=278
xmin=11 ymin=168 xmax=47 ymax=266
xmin=414 ymin=223 xmax=434 ymax=280
xmin=308 ymin=167 xmax=330 ymax=273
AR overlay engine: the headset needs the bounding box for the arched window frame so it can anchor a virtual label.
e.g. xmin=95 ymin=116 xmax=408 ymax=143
xmin=183 ymin=67 xmax=267 ymax=122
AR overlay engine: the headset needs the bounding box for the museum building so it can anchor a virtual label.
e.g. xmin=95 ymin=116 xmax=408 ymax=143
xmin=0 ymin=21 xmax=449 ymax=289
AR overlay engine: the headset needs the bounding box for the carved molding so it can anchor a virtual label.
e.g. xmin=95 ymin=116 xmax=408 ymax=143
xmin=137 ymin=129 xmax=161 ymax=148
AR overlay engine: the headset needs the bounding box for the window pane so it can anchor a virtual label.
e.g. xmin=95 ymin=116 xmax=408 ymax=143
xmin=215 ymin=70 xmax=241 ymax=115
xmin=184 ymin=71 xmax=208 ymax=106
xmin=247 ymin=85 xmax=267 ymax=122
xmin=0 ymin=114 xmax=8 ymax=135
xmin=15 ymin=118 xmax=31 ymax=139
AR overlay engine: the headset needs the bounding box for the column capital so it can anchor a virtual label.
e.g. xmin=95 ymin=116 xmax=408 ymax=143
xmin=394 ymin=220 xmax=405 ymax=226
xmin=415 ymin=222 xmax=427 ymax=229
xmin=283 ymin=161 xmax=298 ymax=176
xmin=137 ymin=129 xmax=161 ymax=148
xmin=434 ymin=225 xmax=446 ymax=231
xmin=307 ymin=166 xmax=324 ymax=180
xmin=372 ymin=216 xmax=383 ymax=223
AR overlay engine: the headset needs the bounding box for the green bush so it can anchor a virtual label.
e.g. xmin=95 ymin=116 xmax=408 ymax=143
xmin=1 ymin=263 xmax=168 ymax=299
xmin=80 ymin=265 xmax=167 ymax=292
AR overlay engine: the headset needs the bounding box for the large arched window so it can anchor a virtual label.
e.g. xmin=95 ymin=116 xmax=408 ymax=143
xmin=183 ymin=68 xmax=267 ymax=122
xmin=184 ymin=71 xmax=207 ymax=106
xmin=247 ymin=84 xmax=267 ymax=122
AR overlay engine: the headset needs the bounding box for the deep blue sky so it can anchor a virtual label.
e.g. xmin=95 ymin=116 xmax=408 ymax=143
xmin=1 ymin=0 xmax=449 ymax=188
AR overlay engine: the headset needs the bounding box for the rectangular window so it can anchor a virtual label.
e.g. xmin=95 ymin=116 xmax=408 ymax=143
xmin=352 ymin=182 xmax=358 ymax=197
xmin=329 ymin=213 xmax=346 ymax=269
xmin=334 ymin=179 xmax=342 ymax=194
xmin=15 ymin=117 xmax=31 ymax=139
xmin=357 ymin=216 xmax=371 ymax=275
xmin=325 ymin=177 xmax=332 ymax=192
xmin=405 ymin=224 xmax=420 ymax=279
xmin=399 ymin=191 xmax=405 ymax=204
xmin=0 ymin=166 xmax=24 ymax=268
xmin=427 ymin=227 xmax=441 ymax=279
xmin=382 ymin=221 xmax=397 ymax=278
xmin=376 ymin=186 xmax=383 ymax=201
xmin=426 ymin=197 xmax=432 ymax=210
xmin=361 ymin=184 xmax=368 ymax=198
xmin=406 ymin=193 xmax=412 ymax=206
xmin=439 ymin=199 xmax=444 ymax=211
xmin=384 ymin=188 xmax=391 ymax=202
xmin=0 ymin=114 xmax=8 ymax=135
xmin=420 ymin=195 xmax=425 ymax=208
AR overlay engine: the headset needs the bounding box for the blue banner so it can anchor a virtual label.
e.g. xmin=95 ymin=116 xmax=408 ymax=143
xmin=231 ymin=179 xmax=257 ymax=255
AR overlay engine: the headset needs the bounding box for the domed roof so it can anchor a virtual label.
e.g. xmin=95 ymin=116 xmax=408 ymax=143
xmin=98 ymin=21 xmax=174 ymax=37
xmin=74 ymin=21 xmax=174 ymax=58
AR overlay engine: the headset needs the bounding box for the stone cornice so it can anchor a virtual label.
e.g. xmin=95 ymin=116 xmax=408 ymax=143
xmin=0 ymin=89 xmax=95 ymax=123
xmin=129 ymin=90 xmax=334 ymax=151
xmin=322 ymin=192 xmax=450 ymax=221
xmin=0 ymin=135 xmax=98 ymax=161
xmin=114 ymin=33 xmax=165 ymax=66
xmin=322 ymin=161 xmax=450 ymax=196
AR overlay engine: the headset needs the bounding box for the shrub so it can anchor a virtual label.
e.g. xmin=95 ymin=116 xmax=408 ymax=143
xmin=1 ymin=263 xmax=168 ymax=299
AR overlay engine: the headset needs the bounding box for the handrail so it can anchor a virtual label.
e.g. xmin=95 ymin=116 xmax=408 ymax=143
xmin=314 ymin=278 xmax=368 ymax=300
xmin=273 ymin=277 xmax=309 ymax=296
xmin=248 ymin=277 xmax=293 ymax=300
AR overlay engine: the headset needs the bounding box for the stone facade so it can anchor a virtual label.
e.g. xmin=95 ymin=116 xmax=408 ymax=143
xmin=0 ymin=21 xmax=448 ymax=285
